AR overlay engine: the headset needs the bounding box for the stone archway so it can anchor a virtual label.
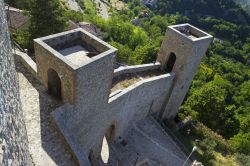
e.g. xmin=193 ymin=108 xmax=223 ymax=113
xmin=47 ymin=68 xmax=62 ymax=99
xmin=166 ymin=52 xmax=176 ymax=72
xmin=100 ymin=124 xmax=117 ymax=164
xmin=105 ymin=124 xmax=116 ymax=142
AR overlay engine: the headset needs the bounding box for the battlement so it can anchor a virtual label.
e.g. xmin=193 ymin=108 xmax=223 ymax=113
xmin=33 ymin=28 xmax=117 ymax=103
xmin=169 ymin=23 xmax=212 ymax=41
xmin=35 ymin=28 xmax=116 ymax=69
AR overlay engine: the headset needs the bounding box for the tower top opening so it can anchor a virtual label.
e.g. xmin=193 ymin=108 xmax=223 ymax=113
xmin=34 ymin=28 xmax=117 ymax=68
xmin=169 ymin=23 xmax=213 ymax=41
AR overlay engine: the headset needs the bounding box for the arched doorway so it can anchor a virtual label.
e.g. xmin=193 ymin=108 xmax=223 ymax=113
xmin=105 ymin=124 xmax=116 ymax=142
xmin=100 ymin=124 xmax=116 ymax=164
xmin=88 ymin=124 xmax=117 ymax=165
xmin=47 ymin=68 xmax=62 ymax=99
xmin=166 ymin=52 xmax=176 ymax=72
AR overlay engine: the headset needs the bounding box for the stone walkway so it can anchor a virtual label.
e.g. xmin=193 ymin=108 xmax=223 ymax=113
xmin=16 ymin=63 xmax=77 ymax=166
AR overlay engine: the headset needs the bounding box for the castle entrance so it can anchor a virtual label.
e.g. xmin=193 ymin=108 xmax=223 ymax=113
xmin=166 ymin=52 xmax=176 ymax=72
xmin=47 ymin=68 xmax=61 ymax=99
xmin=105 ymin=124 xmax=116 ymax=141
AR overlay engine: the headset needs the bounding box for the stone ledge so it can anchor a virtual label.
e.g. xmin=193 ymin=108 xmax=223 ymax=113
xmin=114 ymin=62 xmax=161 ymax=77
xmin=14 ymin=50 xmax=37 ymax=77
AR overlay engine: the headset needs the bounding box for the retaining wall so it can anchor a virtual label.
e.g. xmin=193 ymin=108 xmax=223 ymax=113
xmin=0 ymin=1 xmax=30 ymax=165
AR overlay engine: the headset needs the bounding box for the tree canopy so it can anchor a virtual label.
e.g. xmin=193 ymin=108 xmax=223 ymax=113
xmin=29 ymin=0 xmax=67 ymax=39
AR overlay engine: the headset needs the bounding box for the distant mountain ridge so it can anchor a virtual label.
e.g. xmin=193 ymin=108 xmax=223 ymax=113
xmin=237 ymin=0 xmax=250 ymax=11
xmin=239 ymin=0 xmax=250 ymax=4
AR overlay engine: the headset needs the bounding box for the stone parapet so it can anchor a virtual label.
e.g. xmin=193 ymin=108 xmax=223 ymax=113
xmin=113 ymin=62 xmax=161 ymax=77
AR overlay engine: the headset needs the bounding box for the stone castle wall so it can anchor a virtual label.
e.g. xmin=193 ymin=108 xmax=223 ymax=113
xmin=50 ymin=24 xmax=212 ymax=164
xmin=107 ymin=73 xmax=175 ymax=139
xmin=0 ymin=0 xmax=29 ymax=165
xmin=22 ymin=19 xmax=212 ymax=164
xmin=52 ymin=71 xmax=175 ymax=164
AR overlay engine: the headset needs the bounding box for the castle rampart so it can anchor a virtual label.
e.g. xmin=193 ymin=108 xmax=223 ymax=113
xmin=0 ymin=0 xmax=29 ymax=165
xmin=7 ymin=20 xmax=212 ymax=165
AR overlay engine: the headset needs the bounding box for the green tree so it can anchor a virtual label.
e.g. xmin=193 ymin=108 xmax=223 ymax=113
xmin=230 ymin=132 xmax=250 ymax=154
xmin=5 ymin=0 xmax=32 ymax=9
xmin=131 ymin=43 xmax=159 ymax=64
xmin=233 ymin=81 xmax=250 ymax=106
xmin=128 ymin=27 xmax=148 ymax=49
xmin=29 ymin=0 xmax=67 ymax=40
xmin=180 ymin=80 xmax=240 ymax=138
xmin=109 ymin=41 xmax=133 ymax=63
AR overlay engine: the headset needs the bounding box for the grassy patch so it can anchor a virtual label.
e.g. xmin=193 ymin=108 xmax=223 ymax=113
xmin=162 ymin=121 xmax=239 ymax=166
xmin=213 ymin=152 xmax=238 ymax=166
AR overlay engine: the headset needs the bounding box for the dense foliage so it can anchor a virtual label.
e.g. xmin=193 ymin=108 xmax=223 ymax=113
xmin=5 ymin=0 xmax=32 ymax=9
xmin=8 ymin=0 xmax=67 ymax=51
xmin=29 ymin=0 xmax=67 ymax=40
xmin=236 ymin=0 xmax=250 ymax=12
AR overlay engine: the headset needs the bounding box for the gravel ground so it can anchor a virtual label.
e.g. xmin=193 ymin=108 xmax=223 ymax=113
xmin=16 ymin=62 xmax=77 ymax=166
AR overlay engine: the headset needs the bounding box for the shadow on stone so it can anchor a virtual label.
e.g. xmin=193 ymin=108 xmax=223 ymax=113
xmin=16 ymin=63 xmax=77 ymax=165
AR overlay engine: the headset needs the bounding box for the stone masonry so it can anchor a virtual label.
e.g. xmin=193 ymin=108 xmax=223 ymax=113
xmin=2 ymin=11 xmax=213 ymax=164
xmin=157 ymin=24 xmax=213 ymax=119
xmin=0 ymin=0 xmax=30 ymax=165
xmin=30 ymin=23 xmax=212 ymax=165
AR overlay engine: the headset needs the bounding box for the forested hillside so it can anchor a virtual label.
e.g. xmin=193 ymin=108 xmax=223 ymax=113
xmin=6 ymin=0 xmax=250 ymax=165
xmin=237 ymin=0 xmax=250 ymax=12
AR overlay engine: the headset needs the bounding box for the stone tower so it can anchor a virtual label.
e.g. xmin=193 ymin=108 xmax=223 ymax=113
xmin=0 ymin=0 xmax=30 ymax=165
xmin=157 ymin=24 xmax=213 ymax=120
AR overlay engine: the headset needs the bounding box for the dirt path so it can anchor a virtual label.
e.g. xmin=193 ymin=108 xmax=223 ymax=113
xmin=65 ymin=0 xmax=83 ymax=12
xmin=95 ymin=0 xmax=109 ymax=19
